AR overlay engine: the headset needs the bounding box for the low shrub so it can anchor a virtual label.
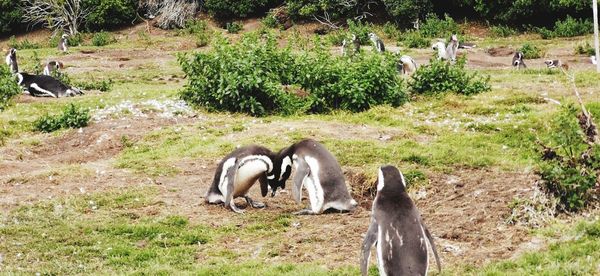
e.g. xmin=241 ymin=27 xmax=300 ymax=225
xmin=226 ymin=22 xmax=243 ymax=34
xmin=419 ymin=13 xmax=460 ymax=38
xmin=82 ymin=0 xmax=137 ymax=31
xmin=575 ymin=42 xmax=595 ymax=56
xmin=537 ymin=104 xmax=600 ymax=212
xmin=410 ymin=57 xmax=491 ymax=95
xmin=261 ymin=13 xmax=279 ymax=28
xmin=519 ymin=43 xmax=543 ymax=59
xmin=204 ymin=0 xmax=277 ymax=19
xmin=382 ymin=22 xmax=401 ymax=39
xmin=75 ymin=79 xmax=113 ymax=92
xmin=183 ymin=19 xmax=208 ymax=35
xmin=490 ymin=25 xmax=517 ymax=37
xmin=0 ymin=65 xmax=21 ymax=111
xmin=0 ymin=0 xmax=23 ymax=35
xmin=538 ymin=16 xmax=593 ymax=39
xmin=8 ymin=36 xmax=41 ymax=50
xmin=347 ymin=20 xmax=372 ymax=45
xmin=399 ymin=30 xmax=430 ymax=48
xmin=34 ymin=104 xmax=90 ymax=132
xmin=92 ymin=31 xmax=117 ymax=46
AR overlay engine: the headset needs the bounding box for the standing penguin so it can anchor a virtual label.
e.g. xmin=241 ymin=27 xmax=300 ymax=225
xmin=512 ymin=51 xmax=527 ymax=70
xmin=592 ymin=56 xmax=598 ymax=65
xmin=361 ymin=165 xmax=441 ymax=276
xmin=446 ymin=34 xmax=459 ymax=62
xmin=368 ymin=33 xmax=385 ymax=53
xmin=5 ymin=48 xmax=18 ymax=74
xmin=205 ymin=145 xmax=278 ymax=213
xmin=43 ymin=61 xmax=64 ymax=76
xmin=58 ymin=34 xmax=69 ymax=52
xmin=397 ymin=55 xmax=418 ymax=76
xmin=270 ymin=139 xmax=358 ymax=215
xmin=432 ymin=41 xmax=448 ymax=60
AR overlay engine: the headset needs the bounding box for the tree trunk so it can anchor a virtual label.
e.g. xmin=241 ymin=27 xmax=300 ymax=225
xmin=594 ymin=0 xmax=600 ymax=72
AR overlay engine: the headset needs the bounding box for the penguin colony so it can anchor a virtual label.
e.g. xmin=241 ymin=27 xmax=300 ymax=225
xmin=4 ymin=33 xmax=82 ymax=98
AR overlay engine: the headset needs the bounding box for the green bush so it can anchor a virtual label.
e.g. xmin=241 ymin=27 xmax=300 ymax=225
xmin=204 ymin=0 xmax=277 ymax=18
xmin=0 ymin=0 xmax=23 ymax=35
xmin=537 ymin=104 xmax=600 ymax=212
xmin=261 ymin=14 xmax=279 ymax=28
xmin=0 ymin=65 xmax=21 ymax=111
xmin=490 ymin=25 xmax=517 ymax=37
xmin=92 ymin=31 xmax=117 ymax=46
xmin=519 ymin=43 xmax=543 ymax=59
xmin=34 ymin=104 xmax=90 ymax=132
xmin=226 ymin=22 xmax=243 ymax=34
xmin=382 ymin=22 xmax=401 ymax=39
xmin=75 ymin=79 xmax=113 ymax=92
xmin=183 ymin=19 xmax=208 ymax=35
xmin=381 ymin=0 xmax=432 ymax=25
xmin=537 ymin=16 xmax=593 ymax=39
xmin=8 ymin=36 xmax=41 ymax=50
xmin=179 ymin=33 xmax=407 ymax=116
xmin=419 ymin=13 xmax=460 ymax=38
xmin=82 ymin=0 xmax=137 ymax=30
xmin=410 ymin=57 xmax=491 ymax=95
xmin=399 ymin=30 xmax=430 ymax=48
xmin=575 ymin=42 xmax=595 ymax=56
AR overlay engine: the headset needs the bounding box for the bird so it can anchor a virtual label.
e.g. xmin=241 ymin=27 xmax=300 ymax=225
xmin=592 ymin=56 xmax=597 ymax=65
xmin=368 ymin=33 xmax=385 ymax=53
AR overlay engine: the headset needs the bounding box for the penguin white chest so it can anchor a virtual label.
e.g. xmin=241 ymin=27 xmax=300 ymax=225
xmin=5 ymin=55 xmax=10 ymax=66
xmin=232 ymin=160 xmax=268 ymax=196
xmin=302 ymin=156 xmax=325 ymax=212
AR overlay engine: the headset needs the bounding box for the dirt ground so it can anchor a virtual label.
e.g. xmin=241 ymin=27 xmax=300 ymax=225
xmin=0 ymin=22 xmax=593 ymax=269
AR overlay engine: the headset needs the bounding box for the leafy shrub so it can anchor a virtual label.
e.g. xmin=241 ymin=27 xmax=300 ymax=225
xmin=179 ymin=33 xmax=407 ymax=116
xmin=537 ymin=16 xmax=593 ymax=39
xmin=34 ymin=104 xmax=90 ymax=132
xmin=419 ymin=13 xmax=460 ymax=38
xmin=226 ymin=22 xmax=243 ymax=34
xmin=8 ymin=36 xmax=41 ymax=50
xmin=347 ymin=20 xmax=373 ymax=45
xmin=410 ymin=57 xmax=491 ymax=95
xmin=286 ymin=0 xmax=368 ymax=21
xmin=82 ymin=0 xmax=137 ymax=30
xmin=92 ymin=31 xmax=117 ymax=46
xmin=381 ymin=0 xmax=432 ymax=24
xmin=537 ymin=104 xmax=600 ymax=212
xmin=0 ymin=0 xmax=23 ymax=35
xmin=519 ymin=43 xmax=543 ymax=59
xmin=75 ymin=79 xmax=113 ymax=92
xmin=183 ymin=19 xmax=208 ymax=35
xmin=382 ymin=22 xmax=401 ymax=39
xmin=399 ymin=30 xmax=430 ymax=48
xmin=490 ymin=25 xmax=517 ymax=37
xmin=0 ymin=65 xmax=21 ymax=111
xmin=261 ymin=14 xmax=278 ymax=28
xmin=204 ymin=0 xmax=277 ymax=18
xmin=575 ymin=42 xmax=595 ymax=56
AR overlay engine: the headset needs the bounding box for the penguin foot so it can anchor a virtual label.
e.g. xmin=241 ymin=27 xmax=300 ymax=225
xmin=244 ymin=196 xmax=265 ymax=209
xmin=293 ymin=209 xmax=317 ymax=215
xmin=229 ymin=201 xmax=245 ymax=214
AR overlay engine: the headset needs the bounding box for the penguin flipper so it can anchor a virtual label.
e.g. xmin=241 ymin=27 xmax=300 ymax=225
xmin=423 ymin=223 xmax=441 ymax=272
xmin=259 ymin=174 xmax=268 ymax=197
xmin=292 ymin=158 xmax=310 ymax=204
xmin=223 ymin=162 xmax=243 ymax=214
xmin=360 ymin=218 xmax=378 ymax=276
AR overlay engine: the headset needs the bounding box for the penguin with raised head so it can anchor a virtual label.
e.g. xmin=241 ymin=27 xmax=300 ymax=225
xmin=16 ymin=73 xmax=83 ymax=98
xmin=270 ymin=138 xmax=358 ymax=215
xmin=205 ymin=145 xmax=278 ymax=214
xmin=361 ymin=165 xmax=441 ymax=276
xmin=512 ymin=51 xmax=527 ymax=70
xmin=432 ymin=41 xmax=448 ymax=60
xmin=368 ymin=33 xmax=385 ymax=53
xmin=58 ymin=34 xmax=69 ymax=52
xmin=43 ymin=60 xmax=64 ymax=76
xmin=446 ymin=34 xmax=459 ymax=62
xmin=5 ymin=48 xmax=18 ymax=74
xmin=397 ymin=55 xmax=418 ymax=76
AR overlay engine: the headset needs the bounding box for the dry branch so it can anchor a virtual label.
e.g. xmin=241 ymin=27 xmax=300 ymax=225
xmin=20 ymin=0 xmax=90 ymax=35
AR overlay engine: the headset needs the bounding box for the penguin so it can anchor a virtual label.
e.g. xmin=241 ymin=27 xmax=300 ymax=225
xmin=544 ymin=59 xmax=566 ymax=69
xmin=43 ymin=61 xmax=64 ymax=76
xmin=5 ymin=48 xmax=18 ymax=74
xmin=368 ymin=33 xmax=385 ymax=53
xmin=58 ymin=34 xmax=69 ymax=52
xmin=360 ymin=165 xmax=441 ymax=276
xmin=397 ymin=55 xmax=418 ymax=76
xmin=16 ymin=73 xmax=83 ymax=98
xmin=205 ymin=145 xmax=278 ymax=214
xmin=270 ymin=138 xmax=358 ymax=215
xmin=458 ymin=42 xmax=477 ymax=49
xmin=352 ymin=34 xmax=361 ymax=55
xmin=592 ymin=56 xmax=598 ymax=65
xmin=446 ymin=34 xmax=459 ymax=62
xmin=341 ymin=38 xmax=348 ymax=56
xmin=342 ymin=34 xmax=360 ymax=57
xmin=512 ymin=52 xmax=527 ymax=70
xmin=432 ymin=41 xmax=448 ymax=60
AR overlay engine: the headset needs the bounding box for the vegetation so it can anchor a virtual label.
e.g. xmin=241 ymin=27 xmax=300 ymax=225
xmin=92 ymin=31 xmax=117 ymax=46
xmin=519 ymin=43 xmax=543 ymax=59
xmin=0 ymin=65 xmax=21 ymax=111
xmin=410 ymin=58 xmax=491 ymax=95
xmin=575 ymin=41 xmax=595 ymax=56
xmin=226 ymin=22 xmax=244 ymax=34
xmin=34 ymin=104 xmax=91 ymax=133
xmin=490 ymin=25 xmax=517 ymax=38
xmin=204 ymin=0 xmax=278 ymax=19
xmin=82 ymin=0 xmax=137 ymax=31
xmin=537 ymin=16 xmax=594 ymax=39
xmin=8 ymin=36 xmax=42 ymax=50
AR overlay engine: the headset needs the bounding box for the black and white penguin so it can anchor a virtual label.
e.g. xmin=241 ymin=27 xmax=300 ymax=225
xmin=342 ymin=34 xmax=361 ymax=57
xmin=205 ymin=145 xmax=278 ymax=213
xmin=368 ymin=33 xmax=385 ymax=53
xmin=432 ymin=41 xmax=448 ymax=60
xmin=397 ymin=55 xmax=418 ymax=76
xmin=5 ymin=48 xmax=18 ymax=74
xmin=592 ymin=56 xmax=598 ymax=65
xmin=270 ymin=138 xmax=358 ymax=215
xmin=446 ymin=34 xmax=459 ymax=62
xmin=544 ymin=59 xmax=561 ymax=69
xmin=16 ymin=73 xmax=83 ymax=98
xmin=43 ymin=61 xmax=64 ymax=76
xmin=512 ymin=52 xmax=527 ymax=70
xmin=360 ymin=165 xmax=441 ymax=276
xmin=458 ymin=42 xmax=477 ymax=49
xmin=58 ymin=34 xmax=69 ymax=52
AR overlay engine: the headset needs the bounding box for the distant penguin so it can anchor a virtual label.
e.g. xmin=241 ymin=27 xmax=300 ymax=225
xmin=432 ymin=41 xmax=448 ymax=60
xmin=397 ymin=55 xmax=418 ymax=76
xmin=341 ymin=38 xmax=348 ymax=56
xmin=446 ymin=34 xmax=459 ymax=61
xmin=592 ymin=56 xmax=598 ymax=65
xmin=205 ymin=145 xmax=278 ymax=213
xmin=458 ymin=42 xmax=477 ymax=49
xmin=5 ymin=48 xmax=18 ymax=74
xmin=58 ymin=34 xmax=69 ymax=52
xmin=512 ymin=52 xmax=527 ymax=70
xmin=369 ymin=33 xmax=385 ymax=53
xmin=544 ymin=59 xmax=560 ymax=69
xmin=342 ymin=34 xmax=360 ymax=57
xmin=43 ymin=61 xmax=64 ymax=76
xmin=270 ymin=139 xmax=358 ymax=215
xmin=16 ymin=73 xmax=83 ymax=98
xmin=360 ymin=165 xmax=441 ymax=276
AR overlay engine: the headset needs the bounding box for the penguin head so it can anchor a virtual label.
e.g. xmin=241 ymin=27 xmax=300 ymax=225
xmin=377 ymin=165 xmax=407 ymax=194
xmin=61 ymin=34 xmax=69 ymax=39
xmin=268 ymin=153 xmax=293 ymax=197
xmin=8 ymin=48 xmax=16 ymax=57
xmin=450 ymin=34 xmax=458 ymax=42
